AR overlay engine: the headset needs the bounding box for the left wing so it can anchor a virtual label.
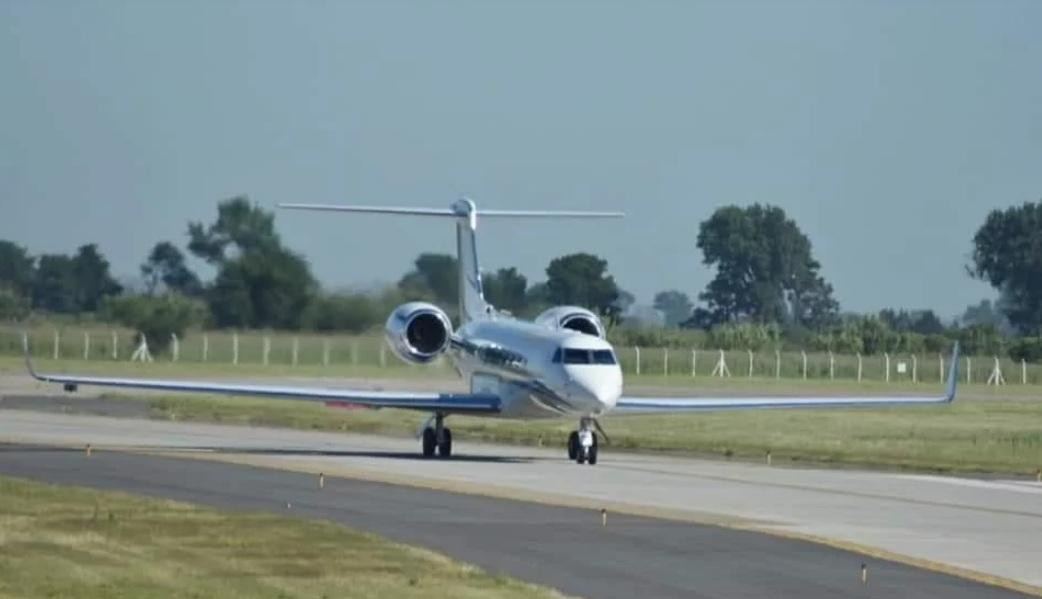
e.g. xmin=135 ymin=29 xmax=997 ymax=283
xmin=21 ymin=335 xmax=500 ymax=414
xmin=616 ymin=344 xmax=959 ymax=413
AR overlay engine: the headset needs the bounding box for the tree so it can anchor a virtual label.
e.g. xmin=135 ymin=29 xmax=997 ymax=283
xmin=959 ymin=299 xmax=1012 ymax=333
xmin=0 ymin=288 xmax=29 ymax=321
xmin=103 ymin=294 xmax=206 ymax=354
xmin=141 ymin=242 xmax=202 ymax=296
xmin=693 ymin=204 xmax=838 ymax=329
xmin=653 ymin=290 xmax=693 ymax=327
xmin=207 ymin=249 xmax=315 ymax=329
xmin=879 ymin=308 xmax=947 ymax=335
xmin=302 ymin=292 xmax=382 ymax=333
xmin=188 ymin=196 xmax=279 ymax=262
xmin=483 ymin=267 xmax=527 ymax=314
xmin=188 ymin=196 xmax=316 ymax=329
xmin=32 ymin=254 xmax=76 ymax=313
xmin=0 ymin=240 xmax=35 ymax=297
xmin=398 ymin=253 xmax=458 ymax=307
xmin=545 ymin=253 xmax=620 ymax=318
xmin=70 ymin=244 xmax=122 ymax=311
xmin=970 ymin=201 xmax=1042 ymax=334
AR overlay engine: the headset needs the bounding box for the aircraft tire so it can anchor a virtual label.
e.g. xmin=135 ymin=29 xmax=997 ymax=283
xmin=422 ymin=428 xmax=437 ymax=457
xmin=438 ymin=428 xmax=453 ymax=458
xmin=567 ymin=432 xmax=579 ymax=460
xmin=587 ymin=445 xmax=598 ymax=465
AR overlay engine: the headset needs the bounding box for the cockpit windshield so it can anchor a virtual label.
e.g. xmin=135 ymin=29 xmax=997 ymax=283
xmin=552 ymin=348 xmax=617 ymax=365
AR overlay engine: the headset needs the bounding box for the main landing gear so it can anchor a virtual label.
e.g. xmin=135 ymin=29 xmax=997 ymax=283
xmin=421 ymin=413 xmax=452 ymax=458
xmin=567 ymin=417 xmax=598 ymax=465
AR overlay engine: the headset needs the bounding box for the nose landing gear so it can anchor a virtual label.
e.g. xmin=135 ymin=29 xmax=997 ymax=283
xmin=568 ymin=417 xmax=598 ymax=465
xmin=422 ymin=413 xmax=452 ymax=458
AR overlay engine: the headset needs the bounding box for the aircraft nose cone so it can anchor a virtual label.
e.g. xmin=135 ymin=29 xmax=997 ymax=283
xmin=565 ymin=368 xmax=621 ymax=411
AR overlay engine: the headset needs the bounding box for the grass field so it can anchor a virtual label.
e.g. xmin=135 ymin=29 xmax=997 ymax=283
xmin=0 ymin=476 xmax=561 ymax=599
xmin=5 ymin=356 xmax=1042 ymax=476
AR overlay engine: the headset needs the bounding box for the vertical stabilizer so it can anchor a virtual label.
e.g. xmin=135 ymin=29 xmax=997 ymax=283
xmin=451 ymin=198 xmax=491 ymax=324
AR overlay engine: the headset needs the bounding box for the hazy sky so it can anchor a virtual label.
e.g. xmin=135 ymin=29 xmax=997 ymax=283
xmin=2 ymin=0 xmax=1039 ymax=318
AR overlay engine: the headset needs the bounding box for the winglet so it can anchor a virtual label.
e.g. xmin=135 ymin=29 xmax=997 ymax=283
xmin=945 ymin=342 xmax=960 ymax=403
xmin=22 ymin=332 xmax=41 ymax=381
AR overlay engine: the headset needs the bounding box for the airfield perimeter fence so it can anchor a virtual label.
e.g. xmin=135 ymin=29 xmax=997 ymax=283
xmin=3 ymin=324 xmax=1042 ymax=386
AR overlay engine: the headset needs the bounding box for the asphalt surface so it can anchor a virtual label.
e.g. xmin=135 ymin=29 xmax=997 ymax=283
xmin=0 ymin=444 xmax=1031 ymax=599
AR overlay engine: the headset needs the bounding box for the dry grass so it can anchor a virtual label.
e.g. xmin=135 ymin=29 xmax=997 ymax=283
xmin=0 ymin=476 xmax=564 ymax=599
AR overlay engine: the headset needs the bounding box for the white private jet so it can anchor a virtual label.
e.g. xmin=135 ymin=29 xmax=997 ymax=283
xmin=24 ymin=198 xmax=959 ymax=465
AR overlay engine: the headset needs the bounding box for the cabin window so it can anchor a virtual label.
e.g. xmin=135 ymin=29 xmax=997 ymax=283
xmin=563 ymin=348 xmax=591 ymax=364
xmin=554 ymin=348 xmax=617 ymax=365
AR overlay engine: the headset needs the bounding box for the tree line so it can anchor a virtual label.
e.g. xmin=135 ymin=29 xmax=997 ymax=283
xmin=1 ymin=196 xmax=1040 ymax=360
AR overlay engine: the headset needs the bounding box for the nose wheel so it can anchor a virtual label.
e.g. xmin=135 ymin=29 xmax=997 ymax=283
xmin=568 ymin=418 xmax=598 ymax=465
xmin=422 ymin=413 xmax=452 ymax=458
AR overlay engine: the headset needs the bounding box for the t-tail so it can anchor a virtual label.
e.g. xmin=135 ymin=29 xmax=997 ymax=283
xmin=279 ymin=198 xmax=624 ymax=323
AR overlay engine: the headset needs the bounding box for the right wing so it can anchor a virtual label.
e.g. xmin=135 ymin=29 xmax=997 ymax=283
xmin=22 ymin=335 xmax=500 ymax=414
xmin=616 ymin=344 xmax=959 ymax=413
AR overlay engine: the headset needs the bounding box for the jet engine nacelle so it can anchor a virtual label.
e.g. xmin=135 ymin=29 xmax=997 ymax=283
xmin=534 ymin=306 xmax=606 ymax=339
xmin=384 ymin=302 xmax=453 ymax=365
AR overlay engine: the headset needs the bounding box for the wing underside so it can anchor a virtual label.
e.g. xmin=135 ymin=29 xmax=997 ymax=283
xmin=22 ymin=337 xmax=499 ymax=414
xmin=616 ymin=344 xmax=960 ymax=413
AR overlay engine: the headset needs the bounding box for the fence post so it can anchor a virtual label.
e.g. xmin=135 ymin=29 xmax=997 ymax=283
xmin=857 ymin=352 xmax=862 ymax=382
xmin=323 ymin=339 xmax=331 ymax=367
xmin=130 ymin=333 xmax=153 ymax=362
xmin=691 ymin=349 xmax=697 ymax=377
xmin=748 ymin=349 xmax=754 ymax=378
xmin=171 ymin=334 xmax=179 ymax=362
xmin=263 ymin=337 xmax=271 ymax=366
xmin=83 ymin=332 xmax=90 ymax=361
xmin=1023 ymin=360 xmax=1028 ymax=385
xmin=379 ymin=344 xmax=387 ymax=368
xmin=801 ymin=350 xmax=808 ymax=380
xmin=112 ymin=331 xmax=118 ymax=360
xmin=987 ymin=356 xmax=1005 ymax=386
xmin=939 ymin=354 xmax=944 ymax=383
xmin=828 ymin=351 xmax=835 ymax=380
xmin=202 ymin=334 xmax=209 ymax=362
xmin=53 ymin=330 xmax=60 ymax=360
xmin=966 ymin=357 xmax=971 ymax=384
xmin=711 ymin=349 xmax=730 ymax=377
xmin=775 ymin=350 xmax=781 ymax=379
xmin=292 ymin=337 xmax=299 ymax=366
xmin=635 ymin=347 xmax=641 ymax=375
xmin=912 ymin=355 xmax=918 ymax=383
xmin=885 ymin=353 xmax=891 ymax=383
xmin=663 ymin=348 xmax=669 ymax=376
xmin=232 ymin=332 xmax=239 ymax=365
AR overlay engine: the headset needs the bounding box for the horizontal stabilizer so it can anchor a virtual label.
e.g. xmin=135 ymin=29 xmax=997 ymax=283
xmin=278 ymin=203 xmax=623 ymax=219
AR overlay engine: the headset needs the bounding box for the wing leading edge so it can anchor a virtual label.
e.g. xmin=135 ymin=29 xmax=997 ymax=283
xmin=21 ymin=335 xmax=500 ymax=414
xmin=615 ymin=344 xmax=960 ymax=413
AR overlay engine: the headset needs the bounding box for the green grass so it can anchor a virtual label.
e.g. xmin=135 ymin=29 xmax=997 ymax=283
xmin=0 ymin=476 xmax=562 ymax=599
xmin=139 ymin=394 xmax=1042 ymax=476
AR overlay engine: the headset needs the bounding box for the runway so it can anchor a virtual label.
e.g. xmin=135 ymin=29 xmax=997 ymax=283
xmin=1 ymin=404 xmax=1040 ymax=597
xmin=0 ymin=444 xmax=1029 ymax=599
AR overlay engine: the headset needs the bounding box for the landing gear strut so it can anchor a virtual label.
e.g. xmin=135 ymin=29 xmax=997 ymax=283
xmin=569 ymin=417 xmax=598 ymax=465
xmin=422 ymin=413 xmax=452 ymax=458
